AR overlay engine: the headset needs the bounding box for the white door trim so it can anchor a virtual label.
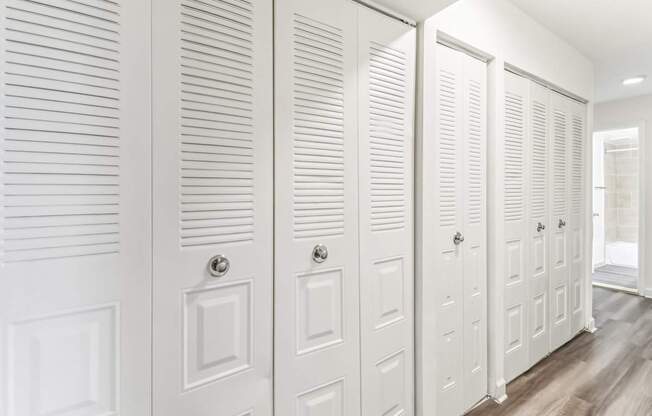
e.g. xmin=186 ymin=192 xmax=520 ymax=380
xmin=591 ymin=121 xmax=647 ymax=298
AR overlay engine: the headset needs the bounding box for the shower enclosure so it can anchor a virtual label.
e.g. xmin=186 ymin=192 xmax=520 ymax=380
xmin=592 ymin=127 xmax=640 ymax=291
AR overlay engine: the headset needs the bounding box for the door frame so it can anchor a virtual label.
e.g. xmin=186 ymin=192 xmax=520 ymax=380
xmin=415 ymin=28 xmax=494 ymax=414
xmin=591 ymin=122 xmax=647 ymax=297
xmin=592 ymin=132 xmax=606 ymax=269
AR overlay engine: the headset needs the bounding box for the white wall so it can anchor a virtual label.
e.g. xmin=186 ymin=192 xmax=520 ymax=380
xmin=415 ymin=0 xmax=595 ymax=411
xmin=594 ymin=94 xmax=652 ymax=297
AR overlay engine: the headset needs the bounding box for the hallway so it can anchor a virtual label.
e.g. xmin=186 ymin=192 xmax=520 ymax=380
xmin=469 ymin=287 xmax=652 ymax=415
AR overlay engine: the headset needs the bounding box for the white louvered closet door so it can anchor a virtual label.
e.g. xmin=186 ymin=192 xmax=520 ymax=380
xmin=548 ymin=91 xmax=571 ymax=351
xmin=432 ymin=43 xmax=465 ymax=416
xmin=0 ymin=1 xmax=150 ymax=415
xmin=274 ymin=0 xmax=360 ymax=414
xmin=461 ymin=52 xmax=487 ymax=411
xmin=358 ymin=8 xmax=415 ymax=416
xmin=569 ymin=100 xmax=586 ymax=335
xmin=527 ymin=81 xmax=550 ymax=366
xmin=152 ymin=0 xmax=273 ymax=415
xmin=503 ymin=71 xmax=529 ymax=382
xmin=431 ymin=44 xmax=487 ymax=416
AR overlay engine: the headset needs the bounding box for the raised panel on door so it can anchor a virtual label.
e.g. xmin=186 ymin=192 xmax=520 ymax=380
xmin=358 ymin=8 xmax=415 ymax=416
xmin=461 ymin=53 xmax=487 ymax=410
xmin=548 ymin=91 xmax=571 ymax=351
xmin=274 ymin=1 xmax=359 ymax=415
xmin=569 ymin=100 xmax=586 ymax=335
xmin=433 ymin=43 xmax=465 ymax=416
xmin=528 ymin=81 xmax=550 ymax=365
xmin=0 ymin=1 xmax=150 ymax=414
xmin=503 ymin=71 xmax=530 ymax=382
xmin=152 ymin=0 xmax=273 ymax=414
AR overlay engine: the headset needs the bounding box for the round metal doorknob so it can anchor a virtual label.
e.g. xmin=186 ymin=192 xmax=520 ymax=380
xmin=453 ymin=231 xmax=465 ymax=245
xmin=537 ymin=222 xmax=546 ymax=232
xmin=208 ymin=254 xmax=230 ymax=277
xmin=312 ymin=244 xmax=328 ymax=263
xmin=558 ymin=219 xmax=567 ymax=228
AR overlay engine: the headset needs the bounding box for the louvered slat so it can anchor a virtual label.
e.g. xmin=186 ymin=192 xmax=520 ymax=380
xmin=552 ymin=109 xmax=567 ymax=216
xmin=179 ymin=0 xmax=255 ymax=248
xmin=504 ymin=92 xmax=525 ymax=222
xmin=292 ymin=13 xmax=345 ymax=239
xmin=467 ymin=79 xmax=482 ymax=225
xmin=570 ymin=114 xmax=583 ymax=215
xmin=368 ymin=41 xmax=406 ymax=233
xmin=530 ymin=99 xmax=547 ymax=219
xmin=439 ymin=69 xmax=456 ymax=227
xmin=2 ymin=0 xmax=121 ymax=263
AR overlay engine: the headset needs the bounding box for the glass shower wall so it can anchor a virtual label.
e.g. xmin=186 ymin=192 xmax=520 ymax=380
xmin=604 ymin=137 xmax=639 ymax=267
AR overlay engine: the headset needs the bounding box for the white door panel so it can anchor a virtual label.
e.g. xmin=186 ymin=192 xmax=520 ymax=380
xmin=152 ymin=0 xmax=273 ymax=414
xmin=0 ymin=1 xmax=150 ymax=414
xmin=549 ymin=91 xmax=571 ymax=351
xmin=274 ymin=0 xmax=360 ymax=414
xmin=358 ymin=8 xmax=415 ymax=416
xmin=461 ymin=53 xmax=487 ymax=411
xmin=431 ymin=44 xmax=487 ymax=416
xmin=501 ymin=73 xmax=587 ymax=382
xmin=433 ymin=44 xmax=465 ymax=414
xmin=527 ymin=82 xmax=550 ymax=365
xmin=569 ymin=100 xmax=586 ymax=335
xmin=503 ymin=71 xmax=529 ymax=382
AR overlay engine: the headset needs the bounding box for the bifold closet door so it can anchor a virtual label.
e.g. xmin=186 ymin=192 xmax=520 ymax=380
xmin=274 ymin=0 xmax=360 ymax=414
xmin=549 ymin=91 xmax=571 ymax=351
xmin=503 ymin=71 xmax=529 ymax=382
xmin=569 ymin=100 xmax=586 ymax=335
xmin=0 ymin=1 xmax=150 ymax=415
xmin=152 ymin=1 xmax=274 ymax=415
xmin=432 ymin=43 xmax=487 ymax=416
xmin=460 ymin=50 xmax=488 ymax=412
xmin=503 ymin=73 xmax=586 ymax=380
xmin=527 ymin=82 xmax=551 ymax=366
xmin=358 ymin=8 xmax=415 ymax=416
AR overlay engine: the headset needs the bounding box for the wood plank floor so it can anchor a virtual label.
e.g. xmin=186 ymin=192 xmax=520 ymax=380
xmin=468 ymin=287 xmax=652 ymax=416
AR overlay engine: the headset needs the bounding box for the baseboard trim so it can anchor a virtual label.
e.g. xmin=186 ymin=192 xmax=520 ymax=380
xmin=585 ymin=317 xmax=597 ymax=333
xmin=490 ymin=378 xmax=507 ymax=404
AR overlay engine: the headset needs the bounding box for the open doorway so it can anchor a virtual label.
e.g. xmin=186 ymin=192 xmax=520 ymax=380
xmin=592 ymin=127 xmax=641 ymax=292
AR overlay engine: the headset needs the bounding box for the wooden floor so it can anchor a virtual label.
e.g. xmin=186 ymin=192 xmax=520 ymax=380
xmin=468 ymin=286 xmax=652 ymax=416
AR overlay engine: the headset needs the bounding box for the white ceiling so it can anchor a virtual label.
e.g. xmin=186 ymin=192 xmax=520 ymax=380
xmin=370 ymin=0 xmax=457 ymax=22
xmin=509 ymin=0 xmax=652 ymax=103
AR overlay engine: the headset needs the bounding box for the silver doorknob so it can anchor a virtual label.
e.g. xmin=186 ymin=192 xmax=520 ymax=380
xmin=558 ymin=219 xmax=567 ymax=228
xmin=312 ymin=244 xmax=328 ymax=263
xmin=453 ymin=232 xmax=464 ymax=245
xmin=537 ymin=222 xmax=546 ymax=232
xmin=208 ymin=254 xmax=229 ymax=277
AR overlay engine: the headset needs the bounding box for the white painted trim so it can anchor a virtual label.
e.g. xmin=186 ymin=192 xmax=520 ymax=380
xmin=436 ymin=31 xmax=495 ymax=63
xmin=585 ymin=105 xmax=595 ymax=333
xmin=585 ymin=317 xmax=597 ymax=333
xmin=485 ymin=56 xmax=507 ymax=403
xmin=352 ymin=0 xmax=416 ymax=26
xmin=638 ymin=123 xmax=647 ymax=297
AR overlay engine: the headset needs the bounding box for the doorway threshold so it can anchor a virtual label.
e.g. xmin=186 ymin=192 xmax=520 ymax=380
xmin=592 ymin=281 xmax=638 ymax=295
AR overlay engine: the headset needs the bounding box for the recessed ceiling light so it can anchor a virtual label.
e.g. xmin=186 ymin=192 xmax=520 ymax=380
xmin=622 ymin=76 xmax=646 ymax=86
